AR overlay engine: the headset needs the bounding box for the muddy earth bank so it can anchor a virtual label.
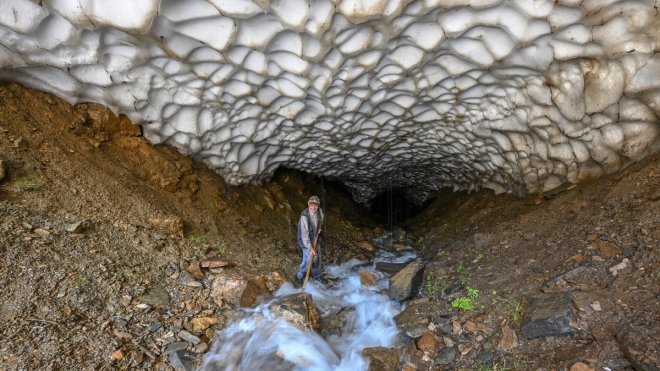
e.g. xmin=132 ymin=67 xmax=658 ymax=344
xmin=1 ymin=83 xmax=658 ymax=370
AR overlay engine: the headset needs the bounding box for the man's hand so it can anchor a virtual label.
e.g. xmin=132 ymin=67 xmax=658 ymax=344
xmin=309 ymin=248 xmax=316 ymax=257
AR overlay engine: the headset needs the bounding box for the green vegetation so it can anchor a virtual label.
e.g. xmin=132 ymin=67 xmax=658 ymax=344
xmin=188 ymin=234 xmax=203 ymax=244
xmin=455 ymin=263 xmax=465 ymax=273
xmin=504 ymin=298 xmax=524 ymax=325
xmin=422 ymin=272 xmax=446 ymax=297
xmin=5 ymin=177 xmax=42 ymax=192
xmin=477 ymin=355 xmax=529 ymax=371
xmin=215 ymin=244 xmax=227 ymax=255
xmin=451 ymin=286 xmax=484 ymax=312
xmin=73 ymin=276 xmax=88 ymax=289
xmin=451 ymin=297 xmax=475 ymax=311
xmin=466 ymin=286 xmax=480 ymax=299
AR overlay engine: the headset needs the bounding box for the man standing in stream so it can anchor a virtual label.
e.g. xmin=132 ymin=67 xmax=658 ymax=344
xmin=295 ymin=195 xmax=324 ymax=285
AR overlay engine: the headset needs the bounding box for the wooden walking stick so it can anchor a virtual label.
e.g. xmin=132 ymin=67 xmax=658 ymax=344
xmin=302 ymin=224 xmax=323 ymax=288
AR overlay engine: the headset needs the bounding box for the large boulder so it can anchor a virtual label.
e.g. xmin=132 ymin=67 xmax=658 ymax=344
xmin=211 ymin=273 xmax=248 ymax=307
xmin=521 ymin=292 xmax=577 ymax=339
xmin=211 ymin=272 xmax=285 ymax=308
xmin=388 ymin=260 xmax=425 ymax=301
xmin=375 ymin=261 xmax=411 ymax=275
xmin=239 ymin=276 xmax=271 ymax=307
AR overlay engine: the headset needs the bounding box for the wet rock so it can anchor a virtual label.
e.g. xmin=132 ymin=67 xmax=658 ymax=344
xmin=148 ymin=217 xmax=184 ymax=238
xmin=617 ymin=325 xmax=659 ymax=371
xmin=168 ymin=349 xmax=195 ymax=371
xmin=496 ymin=326 xmax=518 ymax=351
xmin=388 ymin=260 xmax=425 ymax=301
xmin=375 ymin=261 xmax=410 ymax=275
xmin=138 ymin=286 xmax=170 ymax=308
xmin=318 ymin=307 xmax=349 ymax=337
xmin=570 ymin=362 xmax=595 ymax=371
xmin=357 ymin=240 xmax=376 ymax=252
xmin=210 ymin=273 xmax=247 ymax=306
xmin=0 ymin=160 xmax=7 ymax=182
xmin=239 ymin=276 xmax=270 ymax=307
xmin=393 ymin=226 xmax=406 ymax=241
xmin=360 ymin=271 xmax=377 ymax=287
xmin=435 ymin=347 xmax=457 ymax=366
xmin=269 ymin=293 xmax=319 ymax=331
xmin=362 ymin=347 xmax=399 ymax=371
xmin=265 ymin=271 xmax=287 ymax=292
xmin=178 ymin=330 xmax=201 ymax=345
xmin=521 ymin=292 xmax=576 ymax=339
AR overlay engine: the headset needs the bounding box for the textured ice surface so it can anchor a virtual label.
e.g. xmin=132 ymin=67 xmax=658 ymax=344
xmin=1 ymin=0 xmax=659 ymax=203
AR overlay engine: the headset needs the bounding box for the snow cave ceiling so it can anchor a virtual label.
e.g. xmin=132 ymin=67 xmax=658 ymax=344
xmin=1 ymin=0 xmax=659 ymax=204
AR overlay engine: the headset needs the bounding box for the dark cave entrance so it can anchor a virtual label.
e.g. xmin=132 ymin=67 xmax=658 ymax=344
xmin=369 ymin=188 xmax=431 ymax=228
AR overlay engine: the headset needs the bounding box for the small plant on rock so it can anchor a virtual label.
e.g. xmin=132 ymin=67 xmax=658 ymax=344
xmin=506 ymin=299 xmax=524 ymax=325
xmin=467 ymin=286 xmax=480 ymax=299
xmin=451 ymin=297 xmax=475 ymax=311
xmin=422 ymin=272 xmax=446 ymax=297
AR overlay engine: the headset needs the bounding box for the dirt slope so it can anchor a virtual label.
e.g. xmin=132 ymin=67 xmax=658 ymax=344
xmin=0 ymin=83 xmax=376 ymax=369
xmin=408 ymin=152 xmax=659 ymax=369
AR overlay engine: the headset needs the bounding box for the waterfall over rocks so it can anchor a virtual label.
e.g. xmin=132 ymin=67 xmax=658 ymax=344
xmin=200 ymin=248 xmax=418 ymax=370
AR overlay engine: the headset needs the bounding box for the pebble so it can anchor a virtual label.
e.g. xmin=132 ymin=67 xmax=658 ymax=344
xmin=590 ymin=301 xmax=602 ymax=311
xmin=609 ymin=258 xmax=630 ymax=276
xmin=109 ymin=349 xmax=124 ymax=361
xmin=34 ymin=228 xmax=50 ymax=236
xmin=193 ymin=342 xmax=208 ymax=353
xmin=477 ymin=350 xmax=495 ymax=364
xmin=497 ymin=325 xmax=518 ymax=350
xmin=570 ymin=362 xmax=595 ymax=371
xmin=66 ymin=222 xmax=83 ymax=233
xmin=163 ymin=341 xmax=189 ymax=355
xmin=435 ymin=347 xmax=457 ymax=366
xmin=178 ymin=330 xmax=201 ymax=345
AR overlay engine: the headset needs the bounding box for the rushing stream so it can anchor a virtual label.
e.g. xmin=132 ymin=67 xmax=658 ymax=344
xmin=200 ymin=247 xmax=417 ymax=370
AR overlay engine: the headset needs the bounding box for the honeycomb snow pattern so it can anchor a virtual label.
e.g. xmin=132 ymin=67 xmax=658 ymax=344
xmin=1 ymin=0 xmax=658 ymax=203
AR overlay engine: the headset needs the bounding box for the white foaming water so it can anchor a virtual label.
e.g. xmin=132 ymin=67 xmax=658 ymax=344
xmin=200 ymin=251 xmax=415 ymax=371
